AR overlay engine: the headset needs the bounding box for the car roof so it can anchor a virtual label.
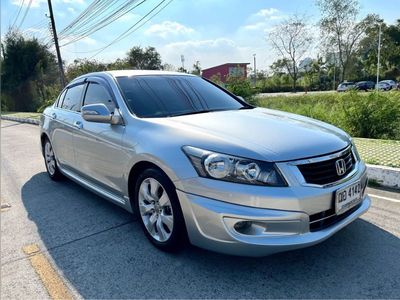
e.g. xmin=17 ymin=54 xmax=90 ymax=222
xmin=106 ymin=70 xmax=195 ymax=77
xmin=68 ymin=70 xmax=196 ymax=87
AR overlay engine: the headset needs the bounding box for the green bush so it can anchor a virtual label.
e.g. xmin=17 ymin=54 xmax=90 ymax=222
xmin=225 ymin=76 xmax=257 ymax=104
xmin=36 ymin=84 xmax=60 ymax=113
xmin=255 ymin=91 xmax=400 ymax=140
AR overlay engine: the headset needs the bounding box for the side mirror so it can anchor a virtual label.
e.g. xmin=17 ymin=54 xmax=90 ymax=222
xmin=81 ymin=103 xmax=123 ymax=125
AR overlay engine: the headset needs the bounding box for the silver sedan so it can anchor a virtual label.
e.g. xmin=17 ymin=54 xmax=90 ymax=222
xmin=40 ymin=70 xmax=370 ymax=256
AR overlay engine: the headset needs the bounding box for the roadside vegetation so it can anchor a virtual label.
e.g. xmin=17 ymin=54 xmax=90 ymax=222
xmin=254 ymin=91 xmax=400 ymax=140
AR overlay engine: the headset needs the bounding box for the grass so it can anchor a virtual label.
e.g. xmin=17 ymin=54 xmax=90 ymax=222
xmin=2 ymin=112 xmax=41 ymax=120
xmin=254 ymin=90 xmax=400 ymax=140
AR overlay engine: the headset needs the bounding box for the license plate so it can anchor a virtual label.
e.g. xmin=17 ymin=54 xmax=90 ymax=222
xmin=335 ymin=181 xmax=362 ymax=215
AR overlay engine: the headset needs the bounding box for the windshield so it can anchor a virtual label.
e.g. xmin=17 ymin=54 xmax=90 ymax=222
xmin=116 ymin=75 xmax=245 ymax=118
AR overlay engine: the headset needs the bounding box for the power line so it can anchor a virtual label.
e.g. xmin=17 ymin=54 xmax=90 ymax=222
xmin=10 ymin=0 xmax=25 ymax=28
xmin=59 ymin=0 xmax=102 ymax=35
xmin=89 ymin=0 xmax=173 ymax=59
xmin=60 ymin=0 xmax=147 ymax=46
xmin=17 ymin=0 xmax=33 ymax=29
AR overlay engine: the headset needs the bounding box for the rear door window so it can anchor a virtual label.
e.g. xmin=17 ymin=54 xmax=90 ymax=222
xmin=56 ymin=89 xmax=67 ymax=108
xmin=62 ymin=84 xmax=85 ymax=112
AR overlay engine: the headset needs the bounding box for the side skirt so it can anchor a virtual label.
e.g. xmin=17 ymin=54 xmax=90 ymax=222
xmin=59 ymin=167 xmax=133 ymax=212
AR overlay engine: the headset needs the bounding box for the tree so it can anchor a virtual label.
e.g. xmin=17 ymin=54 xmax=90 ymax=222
xmin=317 ymin=0 xmax=376 ymax=81
xmin=107 ymin=58 xmax=130 ymax=70
xmin=358 ymin=19 xmax=400 ymax=79
xmin=177 ymin=67 xmax=188 ymax=73
xmin=65 ymin=59 xmax=107 ymax=82
xmin=126 ymin=46 xmax=162 ymax=70
xmin=1 ymin=30 xmax=58 ymax=111
xmin=191 ymin=61 xmax=201 ymax=75
xmin=269 ymin=15 xmax=313 ymax=91
xmin=161 ymin=63 xmax=175 ymax=71
xmin=270 ymin=59 xmax=290 ymax=75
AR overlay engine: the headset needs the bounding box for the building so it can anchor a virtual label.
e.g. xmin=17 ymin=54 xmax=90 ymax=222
xmin=202 ymin=63 xmax=250 ymax=83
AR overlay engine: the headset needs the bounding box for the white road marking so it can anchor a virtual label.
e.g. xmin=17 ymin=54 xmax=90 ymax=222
xmin=369 ymin=193 xmax=400 ymax=203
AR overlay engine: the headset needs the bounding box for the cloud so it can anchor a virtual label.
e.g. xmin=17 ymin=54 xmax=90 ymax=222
xmin=61 ymin=0 xmax=85 ymax=4
xmin=255 ymin=8 xmax=279 ymax=18
xmin=161 ymin=38 xmax=251 ymax=69
xmin=80 ymin=36 xmax=96 ymax=45
xmin=67 ymin=7 xmax=76 ymax=13
xmin=240 ymin=7 xmax=284 ymax=32
xmin=145 ymin=21 xmax=195 ymax=39
xmin=11 ymin=0 xmax=46 ymax=8
xmin=11 ymin=0 xmax=84 ymax=9
xmin=117 ymin=12 xmax=141 ymax=22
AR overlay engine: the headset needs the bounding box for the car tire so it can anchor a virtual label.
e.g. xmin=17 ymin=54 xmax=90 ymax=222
xmin=43 ymin=138 xmax=64 ymax=181
xmin=134 ymin=168 xmax=187 ymax=252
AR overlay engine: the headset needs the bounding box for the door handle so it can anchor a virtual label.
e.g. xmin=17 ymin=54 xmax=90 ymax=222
xmin=73 ymin=120 xmax=83 ymax=129
xmin=51 ymin=113 xmax=57 ymax=119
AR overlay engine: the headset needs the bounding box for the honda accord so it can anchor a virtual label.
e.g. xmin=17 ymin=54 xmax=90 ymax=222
xmin=40 ymin=70 xmax=370 ymax=256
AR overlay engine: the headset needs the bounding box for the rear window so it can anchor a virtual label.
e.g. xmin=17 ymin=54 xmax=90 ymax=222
xmin=116 ymin=75 xmax=243 ymax=118
xmin=61 ymin=84 xmax=85 ymax=111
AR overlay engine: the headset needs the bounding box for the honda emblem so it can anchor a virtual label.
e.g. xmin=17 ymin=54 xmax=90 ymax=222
xmin=335 ymin=159 xmax=346 ymax=176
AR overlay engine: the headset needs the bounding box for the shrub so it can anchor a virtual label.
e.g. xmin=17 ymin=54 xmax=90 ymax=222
xmin=256 ymin=91 xmax=400 ymax=140
xmin=225 ymin=76 xmax=257 ymax=104
xmin=339 ymin=91 xmax=400 ymax=139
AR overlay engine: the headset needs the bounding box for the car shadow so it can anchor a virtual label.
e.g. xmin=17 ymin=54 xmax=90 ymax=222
xmin=21 ymin=172 xmax=400 ymax=299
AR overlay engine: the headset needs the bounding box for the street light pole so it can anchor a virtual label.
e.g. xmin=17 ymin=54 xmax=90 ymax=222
xmin=376 ymin=22 xmax=382 ymax=90
xmin=253 ymin=54 xmax=256 ymax=87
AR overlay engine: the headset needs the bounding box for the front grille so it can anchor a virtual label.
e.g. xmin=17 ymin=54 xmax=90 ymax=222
xmin=309 ymin=203 xmax=361 ymax=232
xmin=297 ymin=148 xmax=355 ymax=185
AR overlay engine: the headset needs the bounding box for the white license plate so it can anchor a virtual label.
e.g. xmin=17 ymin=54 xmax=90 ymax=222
xmin=335 ymin=181 xmax=362 ymax=215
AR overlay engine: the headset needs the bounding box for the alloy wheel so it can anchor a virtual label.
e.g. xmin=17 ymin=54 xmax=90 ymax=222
xmin=44 ymin=141 xmax=56 ymax=176
xmin=138 ymin=178 xmax=174 ymax=242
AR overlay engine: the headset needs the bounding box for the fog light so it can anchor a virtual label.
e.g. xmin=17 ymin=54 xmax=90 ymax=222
xmin=233 ymin=220 xmax=268 ymax=235
xmin=234 ymin=221 xmax=252 ymax=232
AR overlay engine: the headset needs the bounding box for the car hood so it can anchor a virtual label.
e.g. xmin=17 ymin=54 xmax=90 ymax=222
xmin=150 ymin=107 xmax=350 ymax=162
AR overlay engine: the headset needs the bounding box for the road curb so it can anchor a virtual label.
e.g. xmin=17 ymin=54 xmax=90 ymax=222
xmin=366 ymin=164 xmax=400 ymax=190
xmin=1 ymin=115 xmax=40 ymax=125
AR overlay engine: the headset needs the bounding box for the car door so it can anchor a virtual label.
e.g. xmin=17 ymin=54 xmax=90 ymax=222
xmin=51 ymin=83 xmax=85 ymax=171
xmin=73 ymin=78 xmax=126 ymax=196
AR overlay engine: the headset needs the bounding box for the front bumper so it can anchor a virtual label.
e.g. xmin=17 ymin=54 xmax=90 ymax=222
xmin=178 ymin=191 xmax=370 ymax=256
xmin=176 ymin=162 xmax=370 ymax=257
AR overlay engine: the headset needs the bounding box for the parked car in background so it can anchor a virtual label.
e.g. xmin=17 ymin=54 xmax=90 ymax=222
xmin=355 ymin=81 xmax=375 ymax=91
xmin=376 ymin=81 xmax=391 ymax=91
xmin=337 ymin=82 xmax=355 ymax=92
xmin=40 ymin=70 xmax=370 ymax=257
xmin=379 ymin=80 xmax=397 ymax=90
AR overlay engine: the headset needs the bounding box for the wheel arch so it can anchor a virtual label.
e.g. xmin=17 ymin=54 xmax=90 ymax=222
xmin=40 ymin=132 xmax=50 ymax=156
xmin=127 ymin=161 xmax=173 ymax=206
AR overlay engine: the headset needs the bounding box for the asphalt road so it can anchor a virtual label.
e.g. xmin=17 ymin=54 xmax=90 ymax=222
xmin=1 ymin=120 xmax=400 ymax=299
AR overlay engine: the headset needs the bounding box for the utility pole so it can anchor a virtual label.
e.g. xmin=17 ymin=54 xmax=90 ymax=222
xmin=376 ymin=22 xmax=382 ymax=90
xmin=47 ymin=0 xmax=66 ymax=87
xmin=253 ymin=54 xmax=257 ymax=87
xmin=180 ymin=54 xmax=185 ymax=71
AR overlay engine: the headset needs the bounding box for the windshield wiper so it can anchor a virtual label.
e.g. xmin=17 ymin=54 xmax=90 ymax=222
xmin=238 ymin=106 xmax=254 ymax=110
xmin=169 ymin=108 xmax=229 ymax=117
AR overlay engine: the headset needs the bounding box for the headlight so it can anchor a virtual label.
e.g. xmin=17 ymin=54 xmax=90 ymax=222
xmin=182 ymin=146 xmax=287 ymax=186
xmin=351 ymin=140 xmax=361 ymax=162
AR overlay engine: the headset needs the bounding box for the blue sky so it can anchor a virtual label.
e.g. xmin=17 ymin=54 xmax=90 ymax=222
xmin=1 ymin=0 xmax=399 ymax=70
